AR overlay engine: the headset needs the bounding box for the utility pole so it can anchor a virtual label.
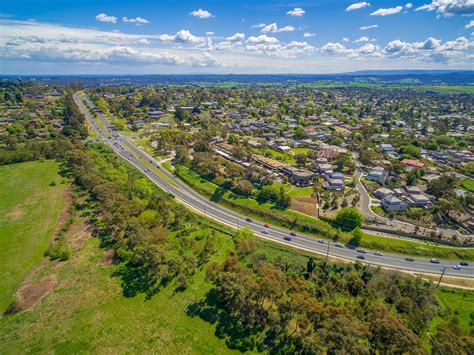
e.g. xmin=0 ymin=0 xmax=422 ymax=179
xmin=326 ymin=241 xmax=330 ymax=259
xmin=437 ymin=266 xmax=446 ymax=287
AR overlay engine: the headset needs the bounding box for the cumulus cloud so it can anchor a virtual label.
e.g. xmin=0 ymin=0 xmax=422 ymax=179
xmin=158 ymin=30 xmax=204 ymax=45
xmin=466 ymin=20 xmax=474 ymax=28
xmin=360 ymin=24 xmax=378 ymax=30
xmin=190 ymin=9 xmax=213 ymax=19
xmin=346 ymin=2 xmax=371 ymax=11
xmin=416 ymin=0 xmax=474 ymax=17
xmin=226 ymin=33 xmax=245 ymax=42
xmin=287 ymin=7 xmax=306 ymax=16
xmin=122 ymin=17 xmax=149 ymax=24
xmin=247 ymin=34 xmax=280 ymax=44
xmin=354 ymin=36 xmax=369 ymax=43
xmin=261 ymin=23 xmax=295 ymax=33
xmin=342 ymin=37 xmax=350 ymax=42
xmin=405 ymin=3 xmax=413 ymax=9
xmin=371 ymin=6 xmax=403 ymax=16
xmin=251 ymin=23 xmax=266 ymax=29
xmin=303 ymin=32 xmax=316 ymax=37
xmin=96 ymin=13 xmax=117 ymax=23
xmin=320 ymin=42 xmax=350 ymax=54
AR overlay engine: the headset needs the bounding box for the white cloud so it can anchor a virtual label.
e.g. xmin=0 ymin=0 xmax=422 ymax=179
xmin=371 ymin=6 xmax=403 ymax=16
xmin=96 ymin=13 xmax=117 ymax=23
xmin=287 ymin=7 xmax=306 ymax=16
xmin=342 ymin=37 xmax=350 ymax=42
xmin=303 ymin=32 xmax=316 ymax=37
xmin=405 ymin=3 xmax=413 ymax=9
xmin=190 ymin=9 xmax=213 ymax=19
xmin=226 ymin=33 xmax=245 ymax=42
xmin=466 ymin=20 xmax=474 ymax=28
xmin=346 ymin=2 xmax=371 ymax=11
xmin=320 ymin=42 xmax=350 ymax=54
xmin=416 ymin=0 xmax=474 ymax=17
xmin=251 ymin=23 xmax=266 ymax=29
xmin=247 ymin=34 xmax=280 ymax=44
xmin=354 ymin=36 xmax=369 ymax=43
xmin=122 ymin=17 xmax=149 ymax=24
xmin=158 ymin=30 xmax=204 ymax=45
xmin=261 ymin=23 xmax=295 ymax=33
xmin=360 ymin=24 xmax=378 ymax=30
xmin=205 ymin=31 xmax=214 ymax=36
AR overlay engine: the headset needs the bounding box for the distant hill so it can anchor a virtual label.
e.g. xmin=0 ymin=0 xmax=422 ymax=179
xmin=1 ymin=70 xmax=473 ymax=86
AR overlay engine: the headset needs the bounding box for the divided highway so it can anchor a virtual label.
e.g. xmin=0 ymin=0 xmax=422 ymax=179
xmin=73 ymin=92 xmax=474 ymax=279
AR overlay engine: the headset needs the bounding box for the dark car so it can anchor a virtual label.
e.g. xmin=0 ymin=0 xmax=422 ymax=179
xmin=245 ymin=217 xmax=253 ymax=223
xmin=283 ymin=236 xmax=292 ymax=242
xmin=289 ymin=232 xmax=296 ymax=237
xmin=405 ymin=257 xmax=415 ymax=262
xmin=430 ymin=259 xmax=440 ymax=264
xmin=334 ymin=243 xmax=344 ymax=248
xmin=460 ymin=261 xmax=469 ymax=266
xmin=357 ymin=255 xmax=366 ymax=260
xmin=357 ymin=248 xmax=367 ymax=254
xmin=317 ymin=239 xmax=325 ymax=244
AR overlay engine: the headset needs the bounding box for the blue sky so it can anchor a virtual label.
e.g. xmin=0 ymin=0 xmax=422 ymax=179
xmin=1 ymin=0 xmax=473 ymax=74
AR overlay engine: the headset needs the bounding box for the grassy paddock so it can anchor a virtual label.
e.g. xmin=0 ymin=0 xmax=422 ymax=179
xmin=0 ymin=160 xmax=65 ymax=312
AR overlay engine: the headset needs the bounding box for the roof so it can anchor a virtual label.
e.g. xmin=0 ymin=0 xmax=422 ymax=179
xmin=400 ymin=159 xmax=425 ymax=168
xmin=383 ymin=196 xmax=402 ymax=205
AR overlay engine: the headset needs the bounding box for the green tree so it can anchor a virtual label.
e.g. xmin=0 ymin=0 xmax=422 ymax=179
xmin=335 ymin=207 xmax=364 ymax=230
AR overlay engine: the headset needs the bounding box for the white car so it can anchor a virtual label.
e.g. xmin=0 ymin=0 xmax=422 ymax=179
xmin=374 ymin=251 xmax=384 ymax=256
xmin=453 ymin=265 xmax=461 ymax=270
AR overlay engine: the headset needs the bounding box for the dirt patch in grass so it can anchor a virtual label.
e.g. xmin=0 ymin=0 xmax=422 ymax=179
xmin=52 ymin=187 xmax=73 ymax=235
xmin=99 ymin=249 xmax=118 ymax=267
xmin=6 ymin=206 xmax=24 ymax=221
xmin=291 ymin=196 xmax=316 ymax=216
xmin=15 ymin=274 xmax=58 ymax=312
xmin=64 ymin=220 xmax=92 ymax=250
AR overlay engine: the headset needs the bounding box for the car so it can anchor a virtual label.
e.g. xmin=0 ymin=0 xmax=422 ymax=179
xmin=261 ymin=229 xmax=269 ymax=235
xmin=289 ymin=232 xmax=296 ymax=237
xmin=357 ymin=255 xmax=366 ymax=260
xmin=263 ymin=223 xmax=270 ymax=228
xmin=430 ymin=258 xmax=440 ymax=264
xmin=460 ymin=261 xmax=469 ymax=266
xmin=317 ymin=239 xmax=325 ymax=244
xmin=245 ymin=217 xmax=253 ymax=223
xmin=357 ymin=248 xmax=367 ymax=254
xmin=283 ymin=236 xmax=292 ymax=242
xmin=453 ymin=265 xmax=461 ymax=270
xmin=334 ymin=243 xmax=344 ymax=248
xmin=405 ymin=257 xmax=415 ymax=262
xmin=374 ymin=251 xmax=384 ymax=256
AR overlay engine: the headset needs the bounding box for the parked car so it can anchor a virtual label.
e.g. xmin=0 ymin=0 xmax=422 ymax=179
xmin=283 ymin=236 xmax=292 ymax=242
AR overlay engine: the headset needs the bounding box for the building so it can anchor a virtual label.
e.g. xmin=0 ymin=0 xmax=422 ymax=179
xmin=323 ymin=172 xmax=345 ymax=191
xmin=400 ymin=159 xmax=426 ymax=169
xmin=317 ymin=163 xmax=334 ymax=175
xmin=276 ymin=145 xmax=292 ymax=153
xmin=406 ymin=194 xmax=432 ymax=207
xmin=366 ymin=169 xmax=386 ymax=185
xmin=379 ymin=143 xmax=395 ymax=154
xmin=280 ymin=166 xmax=314 ymax=186
xmin=374 ymin=187 xmax=394 ymax=199
xmin=381 ymin=196 xmax=407 ymax=212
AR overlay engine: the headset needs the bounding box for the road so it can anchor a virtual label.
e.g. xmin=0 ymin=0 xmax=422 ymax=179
xmin=73 ymin=92 xmax=474 ymax=279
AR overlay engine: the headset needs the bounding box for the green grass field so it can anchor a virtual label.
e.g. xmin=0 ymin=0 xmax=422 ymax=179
xmin=461 ymin=178 xmax=474 ymax=192
xmin=0 ymin=161 xmax=65 ymax=312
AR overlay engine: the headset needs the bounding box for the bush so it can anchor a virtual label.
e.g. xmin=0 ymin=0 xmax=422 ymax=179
xmin=335 ymin=207 xmax=364 ymax=230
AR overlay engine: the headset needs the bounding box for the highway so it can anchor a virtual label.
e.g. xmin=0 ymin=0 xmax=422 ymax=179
xmin=73 ymin=92 xmax=474 ymax=279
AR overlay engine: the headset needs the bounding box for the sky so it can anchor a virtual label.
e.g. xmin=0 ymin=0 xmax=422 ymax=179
xmin=0 ymin=0 xmax=473 ymax=74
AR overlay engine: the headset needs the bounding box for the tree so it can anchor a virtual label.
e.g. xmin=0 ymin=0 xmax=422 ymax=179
xmin=399 ymin=144 xmax=420 ymax=158
xmin=234 ymin=179 xmax=254 ymax=197
xmin=294 ymin=153 xmax=307 ymax=167
xmin=234 ymin=228 xmax=257 ymax=255
xmin=335 ymin=207 xmax=364 ymax=230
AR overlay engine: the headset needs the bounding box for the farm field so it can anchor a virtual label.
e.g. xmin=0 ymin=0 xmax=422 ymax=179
xmin=0 ymin=160 xmax=66 ymax=312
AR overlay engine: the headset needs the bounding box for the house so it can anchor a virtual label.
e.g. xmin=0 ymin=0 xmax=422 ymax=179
xmin=317 ymin=163 xmax=334 ymax=175
xmin=280 ymin=166 xmax=314 ymax=186
xmin=276 ymin=145 xmax=292 ymax=153
xmin=317 ymin=148 xmax=340 ymax=160
xmin=406 ymin=194 xmax=432 ymax=207
xmin=401 ymin=159 xmax=425 ymax=169
xmin=366 ymin=169 xmax=386 ymax=185
xmin=405 ymin=186 xmax=423 ymax=195
xmin=323 ymin=178 xmax=345 ymax=191
xmin=379 ymin=143 xmax=395 ymax=154
xmin=374 ymin=187 xmax=394 ymax=199
xmin=381 ymin=196 xmax=407 ymax=212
